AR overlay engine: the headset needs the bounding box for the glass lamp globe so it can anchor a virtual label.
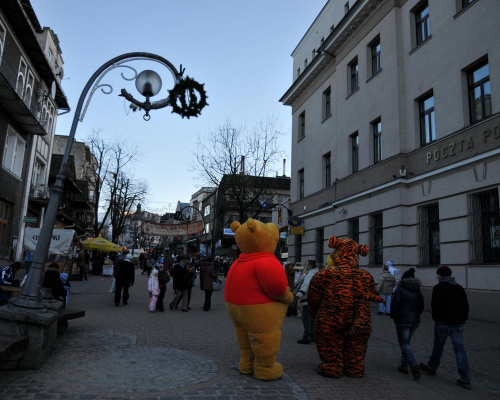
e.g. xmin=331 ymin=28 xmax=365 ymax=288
xmin=135 ymin=70 xmax=162 ymax=97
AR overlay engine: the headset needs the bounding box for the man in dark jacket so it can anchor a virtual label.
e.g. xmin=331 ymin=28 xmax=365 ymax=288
xmin=156 ymin=263 xmax=170 ymax=312
xmin=419 ymin=265 xmax=471 ymax=389
xmin=390 ymin=268 xmax=424 ymax=380
xmin=114 ymin=253 xmax=135 ymax=306
xmin=169 ymin=255 xmax=189 ymax=312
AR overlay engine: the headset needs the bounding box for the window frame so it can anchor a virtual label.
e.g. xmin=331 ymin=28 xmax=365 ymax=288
xmin=298 ymin=169 xmax=304 ymax=199
xmin=419 ymin=203 xmax=441 ymax=265
xmin=2 ymin=125 xmax=26 ymax=178
xmin=0 ymin=19 xmax=6 ymax=63
xmin=298 ymin=111 xmax=306 ymax=140
xmin=468 ymin=60 xmax=491 ymax=124
xmin=371 ymin=38 xmax=381 ymax=76
xmin=415 ymin=2 xmax=431 ymax=46
xmin=419 ymin=93 xmax=436 ymax=146
xmin=351 ymin=132 xmax=359 ymax=173
xmin=369 ymin=213 xmax=383 ymax=265
xmin=323 ymin=152 xmax=331 ymax=189
xmin=323 ymin=86 xmax=332 ymax=120
xmin=372 ymin=119 xmax=382 ymax=164
xmin=469 ymin=189 xmax=500 ymax=263
xmin=348 ymin=218 xmax=360 ymax=244
xmin=16 ymin=57 xmax=28 ymax=98
xmin=349 ymin=58 xmax=359 ymax=93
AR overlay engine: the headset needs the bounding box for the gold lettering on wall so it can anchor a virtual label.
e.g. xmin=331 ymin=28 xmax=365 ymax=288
xmin=426 ymin=127 xmax=499 ymax=165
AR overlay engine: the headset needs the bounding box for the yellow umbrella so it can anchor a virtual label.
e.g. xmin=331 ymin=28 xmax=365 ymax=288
xmin=81 ymin=237 xmax=123 ymax=252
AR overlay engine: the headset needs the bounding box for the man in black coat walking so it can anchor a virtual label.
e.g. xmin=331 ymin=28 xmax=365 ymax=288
xmin=114 ymin=253 xmax=135 ymax=306
xmin=169 ymin=255 xmax=189 ymax=312
xmin=419 ymin=265 xmax=471 ymax=389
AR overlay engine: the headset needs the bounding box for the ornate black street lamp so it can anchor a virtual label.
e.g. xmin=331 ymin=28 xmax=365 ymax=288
xmin=12 ymin=52 xmax=207 ymax=310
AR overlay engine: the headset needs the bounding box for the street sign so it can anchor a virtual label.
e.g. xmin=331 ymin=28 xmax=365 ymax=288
xmin=24 ymin=216 xmax=38 ymax=223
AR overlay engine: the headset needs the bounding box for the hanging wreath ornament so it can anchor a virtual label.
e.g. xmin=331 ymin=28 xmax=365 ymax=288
xmin=168 ymin=76 xmax=208 ymax=119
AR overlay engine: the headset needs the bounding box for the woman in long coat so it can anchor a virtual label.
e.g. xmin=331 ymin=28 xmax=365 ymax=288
xmin=200 ymin=260 xmax=218 ymax=311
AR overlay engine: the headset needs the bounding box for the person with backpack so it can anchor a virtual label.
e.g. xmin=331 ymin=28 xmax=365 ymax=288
xmin=377 ymin=262 xmax=397 ymax=315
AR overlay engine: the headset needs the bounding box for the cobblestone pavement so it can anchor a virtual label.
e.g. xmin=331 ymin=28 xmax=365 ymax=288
xmin=1 ymin=271 xmax=499 ymax=399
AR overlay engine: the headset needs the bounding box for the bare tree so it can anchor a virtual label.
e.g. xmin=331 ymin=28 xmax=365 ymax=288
xmin=192 ymin=116 xmax=286 ymax=248
xmin=87 ymin=130 xmax=148 ymax=241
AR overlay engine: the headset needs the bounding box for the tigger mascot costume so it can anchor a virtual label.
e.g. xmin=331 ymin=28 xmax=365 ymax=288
xmin=307 ymin=236 xmax=384 ymax=378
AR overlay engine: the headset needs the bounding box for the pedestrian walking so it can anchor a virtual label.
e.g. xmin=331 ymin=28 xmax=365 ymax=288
xmin=145 ymin=254 xmax=154 ymax=277
xmin=148 ymin=268 xmax=160 ymax=312
xmin=156 ymin=263 xmax=170 ymax=312
xmin=25 ymin=249 xmax=33 ymax=274
xmin=76 ymin=249 xmax=87 ymax=281
xmin=295 ymin=260 xmax=321 ymax=344
xmin=419 ymin=265 xmax=471 ymax=389
xmin=114 ymin=253 xmax=135 ymax=306
xmin=390 ymin=267 xmax=424 ymax=380
xmin=200 ymin=259 xmax=217 ymax=311
xmin=169 ymin=255 xmax=189 ymax=312
xmin=377 ymin=262 xmax=396 ymax=315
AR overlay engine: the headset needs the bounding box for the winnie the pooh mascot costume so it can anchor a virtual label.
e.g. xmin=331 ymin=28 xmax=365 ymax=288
xmin=308 ymin=236 xmax=384 ymax=378
xmin=225 ymin=218 xmax=293 ymax=380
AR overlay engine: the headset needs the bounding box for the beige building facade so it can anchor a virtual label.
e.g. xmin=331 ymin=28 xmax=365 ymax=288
xmin=281 ymin=0 xmax=500 ymax=321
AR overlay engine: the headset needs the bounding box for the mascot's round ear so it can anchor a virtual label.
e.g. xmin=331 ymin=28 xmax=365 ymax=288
xmin=246 ymin=218 xmax=257 ymax=232
xmin=328 ymin=236 xmax=340 ymax=249
xmin=230 ymin=221 xmax=241 ymax=233
xmin=358 ymin=244 xmax=370 ymax=257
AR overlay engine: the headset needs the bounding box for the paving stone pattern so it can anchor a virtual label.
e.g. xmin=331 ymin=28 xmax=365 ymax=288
xmin=0 ymin=271 xmax=499 ymax=399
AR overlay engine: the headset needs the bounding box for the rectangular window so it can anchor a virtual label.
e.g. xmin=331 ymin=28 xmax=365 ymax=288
xmin=469 ymin=189 xmax=500 ymax=263
xmin=419 ymin=203 xmax=440 ymax=265
xmin=298 ymin=169 xmax=304 ymax=199
xmin=205 ymin=222 xmax=210 ymax=233
xmin=0 ymin=20 xmax=6 ymax=63
xmin=2 ymin=126 xmax=26 ymax=178
xmin=420 ymin=94 xmax=436 ymax=145
xmin=16 ymin=58 xmax=27 ymax=98
xmin=295 ymin=234 xmax=302 ymax=263
xmin=297 ymin=67 xmax=301 ymax=78
xmin=304 ymin=59 xmax=308 ymax=69
xmin=462 ymin=0 xmax=476 ymax=9
xmin=316 ymin=228 xmax=324 ymax=264
xmin=204 ymin=204 xmax=210 ymax=217
xmin=345 ymin=1 xmax=350 ymax=14
xmin=298 ymin=111 xmax=305 ymax=140
xmin=348 ymin=218 xmax=360 ymax=244
xmin=323 ymin=153 xmax=331 ymax=188
xmin=369 ymin=213 xmax=383 ymax=265
xmin=416 ymin=2 xmax=431 ymax=46
xmin=351 ymin=132 xmax=359 ymax=173
xmin=372 ymin=119 xmax=382 ymax=164
xmin=371 ymin=39 xmax=381 ymax=75
xmin=349 ymin=59 xmax=359 ymax=93
xmin=32 ymin=159 xmax=46 ymax=187
xmin=0 ymin=200 xmax=12 ymax=259
xmin=468 ymin=61 xmax=491 ymax=123
xmin=323 ymin=87 xmax=331 ymax=119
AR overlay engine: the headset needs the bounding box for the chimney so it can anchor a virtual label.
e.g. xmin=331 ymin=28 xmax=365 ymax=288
xmin=240 ymin=156 xmax=245 ymax=175
xmin=283 ymin=159 xmax=286 ymax=177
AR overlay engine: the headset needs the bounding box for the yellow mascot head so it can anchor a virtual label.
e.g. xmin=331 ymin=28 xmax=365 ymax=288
xmin=230 ymin=218 xmax=279 ymax=254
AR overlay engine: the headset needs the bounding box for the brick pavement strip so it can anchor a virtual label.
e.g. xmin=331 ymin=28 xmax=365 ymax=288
xmin=0 ymin=272 xmax=499 ymax=399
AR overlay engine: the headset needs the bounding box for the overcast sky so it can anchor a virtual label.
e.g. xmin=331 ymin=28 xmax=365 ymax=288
xmin=32 ymin=0 xmax=326 ymax=214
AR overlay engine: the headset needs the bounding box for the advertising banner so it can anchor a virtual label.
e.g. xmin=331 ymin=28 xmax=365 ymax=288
xmin=24 ymin=228 xmax=76 ymax=255
xmin=141 ymin=221 xmax=204 ymax=236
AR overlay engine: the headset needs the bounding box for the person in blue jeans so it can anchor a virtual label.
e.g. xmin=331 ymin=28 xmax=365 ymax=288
xmin=420 ymin=265 xmax=471 ymax=390
xmin=390 ymin=267 xmax=424 ymax=380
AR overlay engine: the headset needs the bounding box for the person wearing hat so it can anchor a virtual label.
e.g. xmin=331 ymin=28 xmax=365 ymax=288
xmin=390 ymin=268 xmax=424 ymax=380
xmin=419 ymin=265 xmax=471 ymax=390
xmin=376 ymin=262 xmax=397 ymax=315
xmin=114 ymin=253 xmax=135 ymax=306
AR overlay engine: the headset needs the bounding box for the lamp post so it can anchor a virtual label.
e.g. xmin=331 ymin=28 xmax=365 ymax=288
xmin=12 ymin=52 xmax=207 ymax=310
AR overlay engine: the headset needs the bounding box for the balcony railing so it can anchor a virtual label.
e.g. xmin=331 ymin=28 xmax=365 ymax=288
xmin=0 ymin=52 xmax=51 ymax=131
xmin=29 ymin=184 xmax=50 ymax=204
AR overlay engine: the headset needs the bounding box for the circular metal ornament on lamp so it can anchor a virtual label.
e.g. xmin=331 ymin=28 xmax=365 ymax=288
xmin=135 ymin=70 xmax=162 ymax=97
